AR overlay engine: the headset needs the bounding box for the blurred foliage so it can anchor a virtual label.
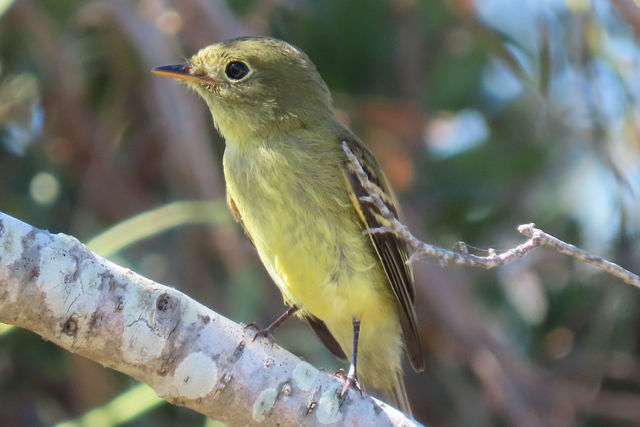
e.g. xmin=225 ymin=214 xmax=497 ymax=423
xmin=57 ymin=384 xmax=162 ymax=427
xmin=1 ymin=0 xmax=640 ymax=426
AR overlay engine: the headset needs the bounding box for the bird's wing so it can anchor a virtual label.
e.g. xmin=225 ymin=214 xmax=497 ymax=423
xmin=306 ymin=315 xmax=347 ymax=360
xmin=227 ymin=189 xmax=255 ymax=247
xmin=227 ymin=189 xmax=346 ymax=360
xmin=340 ymin=137 xmax=424 ymax=372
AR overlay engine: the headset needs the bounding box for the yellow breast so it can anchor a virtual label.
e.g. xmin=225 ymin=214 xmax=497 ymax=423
xmin=223 ymin=139 xmax=393 ymax=322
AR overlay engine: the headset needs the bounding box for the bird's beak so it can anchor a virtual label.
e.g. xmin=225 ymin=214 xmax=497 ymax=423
xmin=152 ymin=63 xmax=208 ymax=84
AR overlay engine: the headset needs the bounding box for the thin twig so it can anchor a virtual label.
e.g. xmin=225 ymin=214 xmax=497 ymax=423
xmin=518 ymin=224 xmax=640 ymax=288
xmin=342 ymin=141 xmax=640 ymax=289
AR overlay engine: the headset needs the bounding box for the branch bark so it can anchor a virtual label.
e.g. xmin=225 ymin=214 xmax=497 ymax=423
xmin=0 ymin=211 xmax=420 ymax=427
xmin=342 ymin=141 xmax=640 ymax=289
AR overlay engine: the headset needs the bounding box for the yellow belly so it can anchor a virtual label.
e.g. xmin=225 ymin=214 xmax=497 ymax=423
xmin=224 ymin=141 xmax=403 ymax=390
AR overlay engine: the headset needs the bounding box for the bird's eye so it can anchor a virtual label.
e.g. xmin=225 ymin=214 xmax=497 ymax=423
xmin=225 ymin=61 xmax=250 ymax=80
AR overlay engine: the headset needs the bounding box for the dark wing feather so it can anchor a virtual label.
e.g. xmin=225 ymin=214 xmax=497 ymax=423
xmin=341 ymin=137 xmax=424 ymax=372
xmin=227 ymin=189 xmax=255 ymax=247
xmin=306 ymin=315 xmax=347 ymax=360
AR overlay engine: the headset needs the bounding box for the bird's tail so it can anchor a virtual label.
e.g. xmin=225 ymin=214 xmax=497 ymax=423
xmin=368 ymin=371 xmax=413 ymax=417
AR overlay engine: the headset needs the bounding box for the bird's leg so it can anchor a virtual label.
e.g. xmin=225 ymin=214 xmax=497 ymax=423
xmin=246 ymin=305 xmax=299 ymax=342
xmin=339 ymin=318 xmax=362 ymax=398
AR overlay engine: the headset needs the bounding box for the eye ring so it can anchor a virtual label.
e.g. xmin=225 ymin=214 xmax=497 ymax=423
xmin=225 ymin=61 xmax=250 ymax=80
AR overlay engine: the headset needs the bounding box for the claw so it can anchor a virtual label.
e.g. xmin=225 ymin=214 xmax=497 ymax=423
xmin=334 ymin=368 xmax=347 ymax=381
xmin=337 ymin=366 xmax=362 ymax=399
xmin=244 ymin=322 xmax=260 ymax=331
xmin=244 ymin=306 xmax=299 ymax=343
xmin=252 ymin=328 xmax=275 ymax=343
xmin=244 ymin=323 xmax=275 ymax=343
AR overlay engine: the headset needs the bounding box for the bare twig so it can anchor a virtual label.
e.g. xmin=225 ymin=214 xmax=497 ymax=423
xmin=516 ymin=224 xmax=640 ymax=288
xmin=342 ymin=141 xmax=640 ymax=289
xmin=0 ymin=211 xmax=421 ymax=427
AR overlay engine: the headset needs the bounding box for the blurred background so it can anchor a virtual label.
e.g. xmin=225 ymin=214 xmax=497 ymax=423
xmin=1 ymin=0 xmax=640 ymax=425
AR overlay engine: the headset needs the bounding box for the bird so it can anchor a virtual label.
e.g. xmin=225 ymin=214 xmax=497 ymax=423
xmin=152 ymin=36 xmax=423 ymax=414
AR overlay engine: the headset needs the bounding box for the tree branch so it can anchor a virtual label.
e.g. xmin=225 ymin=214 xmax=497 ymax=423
xmin=0 ymin=211 xmax=421 ymax=427
xmin=342 ymin=141 xmax=640 ymax=289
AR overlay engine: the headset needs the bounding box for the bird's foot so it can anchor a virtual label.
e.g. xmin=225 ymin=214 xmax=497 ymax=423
xmin=244 ymin=323 xmax=275 ymax=343
xmin=335 ymin=368 xmax=362 ymax=399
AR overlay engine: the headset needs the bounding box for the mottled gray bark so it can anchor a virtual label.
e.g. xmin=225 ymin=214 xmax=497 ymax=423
xmin=0 ymin=211 xmax=421 ymax=427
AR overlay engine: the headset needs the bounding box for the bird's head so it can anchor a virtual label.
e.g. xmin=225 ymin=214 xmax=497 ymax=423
xmin=153 ymin=37 xmax=334 ymax=142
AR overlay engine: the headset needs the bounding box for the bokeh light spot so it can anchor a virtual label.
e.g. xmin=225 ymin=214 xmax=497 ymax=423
xmin=30 ymin=172 xmax=60 ymax=205
xmin=545 ymin=328 xmax=575 ymax=359
xmin=155 ymin=10 xmax=182 ymax=34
